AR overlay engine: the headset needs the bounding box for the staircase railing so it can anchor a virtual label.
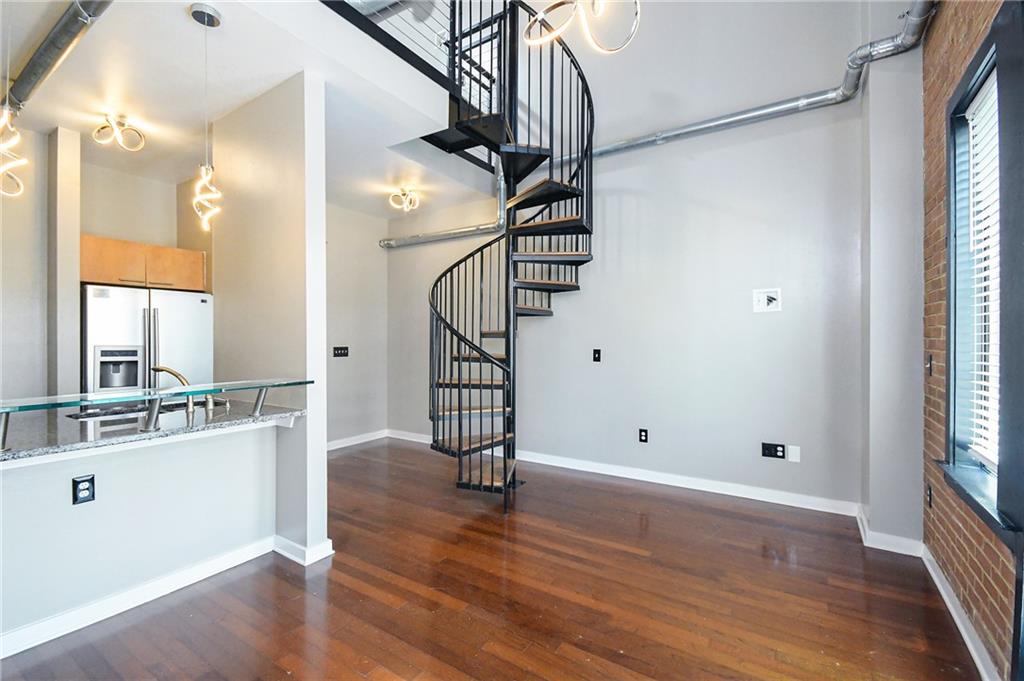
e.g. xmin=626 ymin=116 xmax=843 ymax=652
xmin=425 ymin=1 xmax=593 ymax=510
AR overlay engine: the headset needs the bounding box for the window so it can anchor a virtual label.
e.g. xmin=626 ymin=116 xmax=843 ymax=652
xmin=952 ymin=69 xmax=1001 ymax=471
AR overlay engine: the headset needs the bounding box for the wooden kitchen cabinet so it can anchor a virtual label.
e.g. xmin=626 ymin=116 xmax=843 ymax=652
xmin=80 ymin=234 xmax=148 ymax=287
xmin=80 ymin=235 xmax=206 ymax=292
xmin=145 ymin=245 xmax=205 ymax=291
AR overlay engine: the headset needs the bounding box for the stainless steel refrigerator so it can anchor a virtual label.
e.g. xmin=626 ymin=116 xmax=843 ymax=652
xmin=82 ymin=284 xmax=214 ymax=393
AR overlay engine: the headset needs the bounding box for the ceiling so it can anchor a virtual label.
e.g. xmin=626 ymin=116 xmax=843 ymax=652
xmin=5 ymin=0 xmax=490 ymax=217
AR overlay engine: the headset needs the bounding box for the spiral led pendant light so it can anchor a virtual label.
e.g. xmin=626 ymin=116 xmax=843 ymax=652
xmin=524 ymin=0 xmax=639 ymax=54
xmin=0 ymin=107 xmax=27 ymax=198
xmin=190 ymin=3 xmax=222 ymax=231
xmin=92 ymin=113 xmax=146 ymax=151
xmin=389 ymin=188 xmax=420 ymax=212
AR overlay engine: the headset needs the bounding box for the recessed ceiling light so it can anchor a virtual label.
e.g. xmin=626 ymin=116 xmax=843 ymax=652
xmin=92 ymin=113 xmax=146 ymax=152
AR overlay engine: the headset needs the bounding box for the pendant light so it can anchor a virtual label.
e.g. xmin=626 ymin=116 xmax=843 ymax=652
xmin=190 ymin=3 xmax=222 ymax=232
xmin=524 ymin=0 xmax=640 ymax=55
xmin=0 ymin=1 xmax=27 ymax=198
xmin=0 ymin=106 xmax=27 ymax=198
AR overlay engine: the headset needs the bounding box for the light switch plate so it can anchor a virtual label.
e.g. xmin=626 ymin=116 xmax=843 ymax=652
xmin=753 ymin=288 xmax=782 ymax=313
xmin=787 ymin=445 xmax=801 ymax=463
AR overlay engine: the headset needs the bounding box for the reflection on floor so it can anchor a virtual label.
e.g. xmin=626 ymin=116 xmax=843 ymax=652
xmin=2 ymin=438 xmax=978 ymax=680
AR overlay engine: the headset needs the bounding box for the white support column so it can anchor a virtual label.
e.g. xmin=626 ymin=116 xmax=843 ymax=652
xmin=47 ymin=127 xmax=81 ymax=396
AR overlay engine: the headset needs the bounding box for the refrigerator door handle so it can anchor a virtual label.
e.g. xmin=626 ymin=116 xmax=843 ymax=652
xmin=153 ymin=308 xmax=160 ymax=382
xmin=143 ymin=308 xmax=151 ymax=389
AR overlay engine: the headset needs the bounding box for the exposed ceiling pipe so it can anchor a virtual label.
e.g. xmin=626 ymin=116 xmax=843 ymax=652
xmin=1 ymin=0 xmax=113 ymax=112
xmin=379 ymin=167 xmax=506 ymax=248
xmin=586 ymin=0 xmax=936 ymax=161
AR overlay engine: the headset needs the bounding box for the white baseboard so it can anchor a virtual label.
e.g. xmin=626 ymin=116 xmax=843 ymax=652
xmin=922 ymin=547 xmax=1001 ymax=681
xmin=516 ymin=449 xmax=859 ymax=516
xmin=327 ymin=429 xmax=389 ymax=452
xmin=855 ymin=505 xmax=923 ymax=556
xmin=385 ymin=429 xmax=431 ymax=444
xmin=0 ymin=537 xmax=275 ymax=659
xmin=327 ymin=429 xmax=430 ymax=452
xmin=273 ymin=536 xmax=335 ymax=566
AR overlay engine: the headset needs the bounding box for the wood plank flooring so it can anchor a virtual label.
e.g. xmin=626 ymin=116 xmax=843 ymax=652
xmin=1 ymin=438 xmax=978 ymax=680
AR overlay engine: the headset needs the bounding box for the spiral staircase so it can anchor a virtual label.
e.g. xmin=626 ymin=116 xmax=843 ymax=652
xmin=326 ymin=0 xmax=595 ymax=511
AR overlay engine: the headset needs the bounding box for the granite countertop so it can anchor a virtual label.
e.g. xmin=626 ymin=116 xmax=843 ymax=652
xmin=1 ymin=400 xmax=305 ymax=463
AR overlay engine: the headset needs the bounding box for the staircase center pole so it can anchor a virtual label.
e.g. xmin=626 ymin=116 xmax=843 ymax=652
xmin=504 ymin=1 xmax=519 ymax=513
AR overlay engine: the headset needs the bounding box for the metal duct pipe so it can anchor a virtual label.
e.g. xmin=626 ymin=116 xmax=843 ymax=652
xmin=379 ymin=168 xmax=507 ymax=248
xmin=588 ymin=0 xmax=935 ymax=161
xmin=2 ymin=0 xmax=113 ymax=111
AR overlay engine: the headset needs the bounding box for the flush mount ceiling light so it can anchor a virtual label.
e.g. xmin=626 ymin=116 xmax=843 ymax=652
xmin=389 ymin=188 xmax=420 ymax=212
xmin=0 ymin=106 xmax=27 ymax=198
xmin=92 ymin=113 xmax=146 ymax=151
xmin=524 ymin=0 xmax=639 ymax=54
xmin=190 ymin=3 xmax=222 ymax=231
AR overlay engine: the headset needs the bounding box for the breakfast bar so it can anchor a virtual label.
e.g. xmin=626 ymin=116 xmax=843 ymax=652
xmin=0 ymin=379 xmax=324 ymax=658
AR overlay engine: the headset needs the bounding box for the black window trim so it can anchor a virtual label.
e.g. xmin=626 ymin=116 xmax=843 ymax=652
xmin=942 ymin=1 xmax=1024 ymax=547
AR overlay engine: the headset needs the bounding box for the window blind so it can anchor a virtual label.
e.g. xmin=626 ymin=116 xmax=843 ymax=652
xmin=954 ymin=69 xmax=1001 ymax=468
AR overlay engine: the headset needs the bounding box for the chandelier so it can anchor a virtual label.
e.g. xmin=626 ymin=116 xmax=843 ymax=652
xmin=524 ymin=0 xmax=640 ymax=55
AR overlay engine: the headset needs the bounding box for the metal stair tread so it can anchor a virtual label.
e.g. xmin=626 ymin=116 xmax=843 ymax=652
xmin=453 ymin=351 xmax=508 ymax=362
xmin=436 ymin=432 xmax=513 ymax=455
xmin=515 ymin=304 xmax=553 ymax=316
xmin=514 ymin=278 xmax=581 ymax=292
xmin=436 ymin=377 xmax=507 ymax=389
xmin=510 ymin=214 xmax=590 ymax=237
xmin=507 ymin=178 xmax=583 ymax=211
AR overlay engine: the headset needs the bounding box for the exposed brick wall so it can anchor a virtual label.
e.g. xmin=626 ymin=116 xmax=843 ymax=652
xmin=922 ymin=1 xmax=1015 ymax=678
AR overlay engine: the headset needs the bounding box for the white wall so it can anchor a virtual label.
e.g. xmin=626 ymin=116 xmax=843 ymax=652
xmin=327 ymin=203 xmax=388 ymax=443
xmin=0 ymin=129 xmax=48 ymax=399
xmin=80 ymin=163 xmax=177 ymax=246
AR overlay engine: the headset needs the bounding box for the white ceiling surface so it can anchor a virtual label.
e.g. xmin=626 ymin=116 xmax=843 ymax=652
xmin=7 ymin=0 xmax=487 ymax=217
xmin=566 ymin=1 xmax=907 ymax=150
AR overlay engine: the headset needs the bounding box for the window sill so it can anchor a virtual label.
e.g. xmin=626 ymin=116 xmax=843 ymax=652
xmin=937 ymin=460 xmax=1020 ymax=548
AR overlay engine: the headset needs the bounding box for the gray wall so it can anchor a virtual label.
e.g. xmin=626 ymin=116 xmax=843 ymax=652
xmin=860 ymin=2 xmax=925 ymax=540
xmin=327 ymin=203 xmax=388 ymax=442
xmin=1 ymin=129 xmax=48 ymax=399
xmin=386 ymin=198 xmax=497 ymax=434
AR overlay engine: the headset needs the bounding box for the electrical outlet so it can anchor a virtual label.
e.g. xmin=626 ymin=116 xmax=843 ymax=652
xmin=639 ymin=428 xmax=648 ymax=443
xmin=787 ymin=445 xmax=801 ymax=463
xmin=333 ymin=346 xmax=349 ymax=358
xmin=761 ymin=442 xmax=786 ymax=459
xmin=593 ymin=349 xmax=601 ymax=362
xmin=72 ymin=475 xmax=95 ymax=505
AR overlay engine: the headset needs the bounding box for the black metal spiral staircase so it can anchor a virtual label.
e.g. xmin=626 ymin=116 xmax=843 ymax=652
xmin=326 ymin=0 xmax=595 ymax=511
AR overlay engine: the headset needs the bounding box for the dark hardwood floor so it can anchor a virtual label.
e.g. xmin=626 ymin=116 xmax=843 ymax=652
xmin=2 ymin=438 xmax=978 ymax=680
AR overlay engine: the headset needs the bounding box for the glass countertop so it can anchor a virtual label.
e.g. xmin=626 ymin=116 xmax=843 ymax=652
xmin=0 ymin=379 xmax=312 ymax=414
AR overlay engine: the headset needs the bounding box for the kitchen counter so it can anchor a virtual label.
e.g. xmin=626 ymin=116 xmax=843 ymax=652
xmin=0 ymin=401 xmax=304 ymax=464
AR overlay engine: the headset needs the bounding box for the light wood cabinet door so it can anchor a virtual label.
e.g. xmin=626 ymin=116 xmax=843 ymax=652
xmin=80 ymin=235 xmax=148 ymax=286
xmin=146 ymin=246 xmax=205 ymax=292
